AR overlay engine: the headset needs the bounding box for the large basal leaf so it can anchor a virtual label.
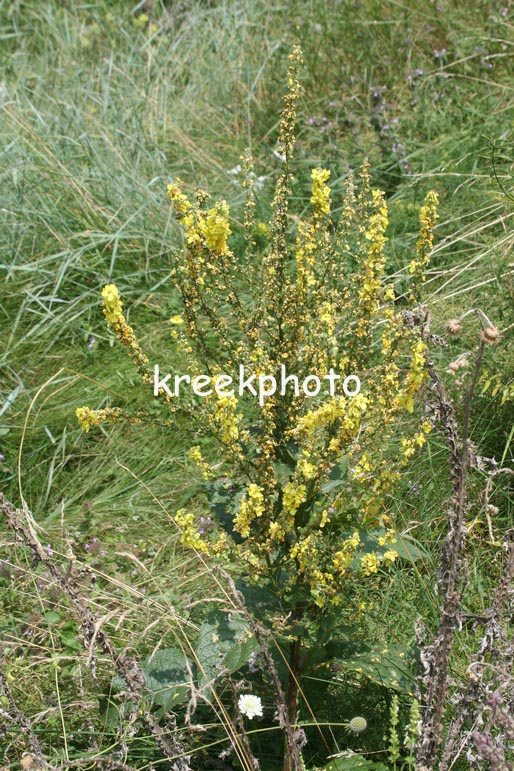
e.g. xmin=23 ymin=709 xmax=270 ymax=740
xmin=112 ymin=647 xmax=193 ymax=710
xmin=195 ymin=609 xmax=260 ymax=687
xmin=142 ymin=648 xmax=193 ymax=709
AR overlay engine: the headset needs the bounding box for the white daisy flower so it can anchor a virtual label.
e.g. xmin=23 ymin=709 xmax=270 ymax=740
xmin=238 ymin=693 xmax=263 ymax=719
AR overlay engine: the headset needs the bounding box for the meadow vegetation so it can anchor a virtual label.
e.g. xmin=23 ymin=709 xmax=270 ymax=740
xmin=0 ymin=1 xmax=513 ymax=769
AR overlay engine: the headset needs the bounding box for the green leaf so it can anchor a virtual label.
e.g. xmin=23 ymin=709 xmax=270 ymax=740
xmin=236 ymin=578 xmax=283 ymax=617
xmin=328 ymin=640 xmax=416 ymax=694
xmin=321 ymin=455 xmax=349 ymax=493
xmin=392 ymin=532 xmax=427 ymax=562
xmin=204 ymin=477 xmax=244 ymax=543
xmin=112 ymin=647 xmax=193 ymax=710
xmin=224 ymin=632 xmax=259 ymax=673
xmin=44 ymin=611 xmax=61 ymax=625
xmin=316 ymin=755 xmax=388 ymax=770
xmin=195 ymin=609 xmax=259 ymax=686
xmin=352 ymin=528 xmax=427 ymax=564
xmin=98 ymin=696 xmax=122 ymax=730
xmin=60 ymin=634 xmax=81 ymax=651
xmin=142 ymin=648 xmax=193 ymax=709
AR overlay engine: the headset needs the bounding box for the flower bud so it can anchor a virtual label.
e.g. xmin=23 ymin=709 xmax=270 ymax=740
xmin=348 ymin=716 xmax=368 ymax=734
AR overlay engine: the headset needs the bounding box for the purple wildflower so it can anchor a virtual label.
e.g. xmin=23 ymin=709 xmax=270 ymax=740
xmin=84 ymin=536 xmax=103 ymax=555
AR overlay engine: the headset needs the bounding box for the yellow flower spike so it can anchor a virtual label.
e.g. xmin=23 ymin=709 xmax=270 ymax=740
xmin=100 ymin=283 xmax=149 ymax=378
xmin=205 ymin=200 xmax=231 ymax=255
xmin=278 ymin=45 xmax=303 ymax=160
xmin=213 ymin=393 xmax=241 ymax=444
xmin=76 ymin=406 xmax=122 ymax=432
xmin=311 ymin=168 xmax=331 ymax=215
xmin=282 ymin=482 xmax=307 ymax=517
xmin=234 ymin=484 xmax=265 ymax=538
xmin=174 ymin=509 xmax=210 ymax=555
xmin=356 ymin=188 xmax=388 ymax=337
xmin=188 ymin=445 xmax=212 ymax=479
xmin=101 ymin=283 xmax=123 ymax=325
xmin=397 ymin=338 xmax=428 ymax=413
xmin=167 ymin=180 xmax=192 ymax=219
xmin=407 ymin=190 xmax=438 ymax=302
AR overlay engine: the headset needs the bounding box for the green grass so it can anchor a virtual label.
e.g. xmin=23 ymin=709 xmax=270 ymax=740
xmin=1 ymin=0 xmax=513 ymax=767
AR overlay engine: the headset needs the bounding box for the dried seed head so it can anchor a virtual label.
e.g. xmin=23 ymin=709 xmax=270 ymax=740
xmin=446 ymin=318 xmax=462 ymax=335
xmin=466 ymin=667 xmax=480 ymax=684
xmin=481 ymin=326 xmax=500 ymax=344
xmin=485 ymin=504 xmax=499 ymax=516
xmin=447 ymin=361 xmax=459 ymax=373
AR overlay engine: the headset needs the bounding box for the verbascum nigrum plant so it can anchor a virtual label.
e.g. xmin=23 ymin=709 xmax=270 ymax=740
xmin=77 ymin=46 xmax=439 ymax=730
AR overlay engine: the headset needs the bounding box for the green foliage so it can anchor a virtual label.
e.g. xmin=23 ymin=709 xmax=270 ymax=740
xmin=139 ymin=648 xmax=192 ymax=710
xmin=328 ymin=641 xmax=416 ymax=695
xmin=316 ymin=757 xmax=388 ymax=771
xmin=195 ymin=609 xmax=260 ymax=687
xmin=1 ymin=0 xmax=512 ymax=768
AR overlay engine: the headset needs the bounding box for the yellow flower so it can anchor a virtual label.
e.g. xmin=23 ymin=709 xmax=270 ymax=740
xmin=383 ymin=549 xmax=399 ymax=566
xmin=397 ymin=339 xmax=427 ymax=413
xmin=101 ymin=283 xmax=123 ymax=325
xmin=378 ymin=529 xmax=397 ymax=547
xmin=234 ymin=484 xmax=265 ymax=538
xmin=268 ymin=521 xmax=285 ymax=542
xmin=213 ymin=394 xmax=240 ymax=443
xmin=205 ymin=201 xmax=231 ymax=255
xmin=76 ymin=406 xmax=122 ymax=432
xmin=170 ymin=315 xmax=184 ymax=325
xmin=174 ymin=509 xmax=209 ymax=554
xmin=100 ymin=284 xmax=149 ymax=376
xmin=189 ymin=446 xmax=203 ymax=463
xmin=297 ymin=458 xmax=317 ymax=480
xmin=409 ymin=191 xmax=439 ymax=289
xmin=167 ymin=180 xmax=192 ymax=219
xmin=361 ymin=552 xmax=379 ymax=576
xmin=282 ymin=482 xmax=307 ymax=515
xmin=311 ymin=168 xmax=331 ymax=215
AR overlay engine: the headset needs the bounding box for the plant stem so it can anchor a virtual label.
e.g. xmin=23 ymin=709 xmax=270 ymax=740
xmin=283 ymin=638 xmax=302 ymax=771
